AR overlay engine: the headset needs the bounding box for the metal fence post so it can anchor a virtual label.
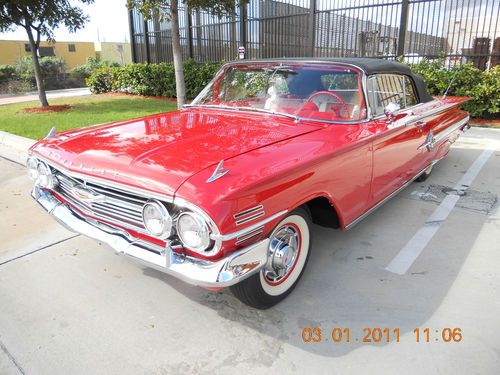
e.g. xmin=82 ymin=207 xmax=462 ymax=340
xmin=309 ymin=0 xmax=316 ymax=56
xmin=239 ymin=0 xmax=247 ymax=55
xmin=397 ymin=0 xmax=409 ymax=57
xmin=128 ymin=10 xmax=137 ymax=63
xmin=143 ymin=19 xmax=151 ymax=63
xmin=185 ymin=6 xmax=194 ymax=59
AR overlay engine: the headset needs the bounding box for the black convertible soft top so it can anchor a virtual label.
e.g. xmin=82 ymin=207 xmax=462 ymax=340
xmin=232 ymin=57 xmax=435 ymax=103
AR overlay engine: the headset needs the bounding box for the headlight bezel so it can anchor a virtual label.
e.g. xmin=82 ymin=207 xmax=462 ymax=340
xmin=142 ymin=199 xmax=173 ymax=239
xmin=36 ymin=161 xmax=58 ymax=189
xmin=176 ymin=211 xmax=212 ymax=252
xmin=27 ymin=156 xmax=39 ymax=181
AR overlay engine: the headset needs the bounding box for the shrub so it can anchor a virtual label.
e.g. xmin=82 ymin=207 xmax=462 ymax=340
xmin=15 ymin=56 xmax=66 ymax=81
xmin=183 ymin=59 xmax=221 ymax=98
xmin=13 ymin=56 xmax=74 ymax=90
xmin=408 ymin=58 xmax=498 ymax=119
xmin=71 ymin=57 xmax=120 ymax=81
xmin=86 ymin=60 xmax=222 ymax=99
xmin=465 ymin=65 xmax=500 ymax=118
xmin=0 ymin=64 xmax=17 ymax=81
xmin=85 ymin=66 xmax=116 ymax=93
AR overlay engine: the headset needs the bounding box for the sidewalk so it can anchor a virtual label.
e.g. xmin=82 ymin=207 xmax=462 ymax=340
xmin=0 ymin=131 xmax=36 ymax=165
xmin=0 ymin=87 xmax=91 ymax=106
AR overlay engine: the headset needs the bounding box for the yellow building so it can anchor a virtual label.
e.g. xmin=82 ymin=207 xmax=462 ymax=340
xmin=0 ymin=40 xmax=96 ymax=70
xmin=95 ymin=42 xmax=132 ymax=65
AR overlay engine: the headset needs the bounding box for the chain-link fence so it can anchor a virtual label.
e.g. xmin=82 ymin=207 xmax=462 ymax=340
xmin=130 ymin=0 xmax=500 ymax=70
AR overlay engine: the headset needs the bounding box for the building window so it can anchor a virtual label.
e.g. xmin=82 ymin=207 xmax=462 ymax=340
xmin=39 ymin=46 xmax=55 ymax=57
xmin=68 ymin=44 xmax=76 ymax=52
xmin=24 ymin=44 xmax=31 ymax=52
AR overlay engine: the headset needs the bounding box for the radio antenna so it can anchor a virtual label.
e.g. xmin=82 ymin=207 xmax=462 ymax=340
xmin=441 ymin=67 xmax=460 ymax=101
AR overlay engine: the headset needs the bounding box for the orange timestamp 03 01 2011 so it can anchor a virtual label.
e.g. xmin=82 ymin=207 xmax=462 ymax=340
xmin=300 ymin=327 xmax=463 ymax=344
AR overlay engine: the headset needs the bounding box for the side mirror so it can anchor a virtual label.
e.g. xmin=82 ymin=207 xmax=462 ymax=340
xmin=384 ymin=102 xmax=401 ymax=121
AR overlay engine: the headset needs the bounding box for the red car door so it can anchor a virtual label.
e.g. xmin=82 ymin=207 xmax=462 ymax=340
xmin=367 ymin=74 xmax=428 ymax=206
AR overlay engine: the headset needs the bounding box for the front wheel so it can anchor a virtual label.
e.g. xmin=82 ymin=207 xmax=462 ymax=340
xmin=230 ymin=207 xmax=312 ymax=309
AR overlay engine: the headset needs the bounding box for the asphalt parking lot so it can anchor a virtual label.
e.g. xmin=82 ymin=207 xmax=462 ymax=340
xmin=0 ymin=127 xmax=499 ymax=374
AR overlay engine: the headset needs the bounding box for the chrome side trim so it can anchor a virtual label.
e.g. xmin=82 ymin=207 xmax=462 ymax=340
xmin=235 ymin=211 xmax=265 ymax=226
xmin=345 ymin=161 xmax=439 ymax=230
xmin=235 ymin=225 xmax=265 ymax=245
xmin=34 ymin=154 xmax=174 ymax=203
xmin=234 ymin=204 xmax=266 ymax=226
xmin=433 ymin=116 xmax=470 ymax=144
xmin=213 ymin=210 xmax=288 ymax=242
xmin=234 ymin=205 xmax=264 ymax=219
xmin=371 ymin=100 xmax=469 ymax=124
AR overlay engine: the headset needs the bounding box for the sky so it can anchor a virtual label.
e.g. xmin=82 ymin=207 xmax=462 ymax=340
xmin=0 ymin=0 xmax=130 ymax=43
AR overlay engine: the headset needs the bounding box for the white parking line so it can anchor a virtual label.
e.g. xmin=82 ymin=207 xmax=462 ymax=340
xmin=386 ymin=144 xmax=496 ymax=275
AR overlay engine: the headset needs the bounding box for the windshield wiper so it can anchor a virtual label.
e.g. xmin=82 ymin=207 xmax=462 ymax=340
xmin=183 ymin=104 xmax=241 ymax=111
xmin=236 ymin=106 xmax=300 ymax=122
xmin=184 ymin=104 xmax=300 ymax=122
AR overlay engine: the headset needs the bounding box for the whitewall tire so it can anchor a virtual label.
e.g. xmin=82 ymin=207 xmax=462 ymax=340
xmin=230 ymin=207 xmax=312 ymax=309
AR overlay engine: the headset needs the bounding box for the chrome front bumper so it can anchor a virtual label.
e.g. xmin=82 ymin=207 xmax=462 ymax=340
xmin=32 ymin=187 xmax=269 ymax=287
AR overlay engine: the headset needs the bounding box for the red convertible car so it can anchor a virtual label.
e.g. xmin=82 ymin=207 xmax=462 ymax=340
xmin=28 ymin=58 xmax=470 ymax=308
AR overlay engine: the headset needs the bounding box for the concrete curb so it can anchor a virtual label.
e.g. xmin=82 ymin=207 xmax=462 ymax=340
xmin=0 ymin=131 xmax=37 ymax=166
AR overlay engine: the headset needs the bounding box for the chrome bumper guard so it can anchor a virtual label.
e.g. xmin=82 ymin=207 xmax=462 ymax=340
xmin=32 ymin=187 xmax=269 ymax=287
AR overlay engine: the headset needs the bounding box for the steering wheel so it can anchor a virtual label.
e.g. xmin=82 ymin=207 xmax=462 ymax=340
xmin=303 ymin=91 xmax=349 ymax=116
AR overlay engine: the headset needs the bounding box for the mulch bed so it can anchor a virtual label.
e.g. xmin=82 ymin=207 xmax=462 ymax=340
xmin=21 ymin=105 xmax=73 ymax=113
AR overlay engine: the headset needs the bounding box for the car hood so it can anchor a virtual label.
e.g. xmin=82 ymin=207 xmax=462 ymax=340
xmin=32 ymin=108 xmax=321 ymax=196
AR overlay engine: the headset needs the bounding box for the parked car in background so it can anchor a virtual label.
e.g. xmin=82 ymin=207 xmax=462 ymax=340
xmin=27 ymin=58 xmax=470 ymax=308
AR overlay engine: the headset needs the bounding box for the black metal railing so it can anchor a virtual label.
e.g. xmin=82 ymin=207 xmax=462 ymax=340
xmin=129 ymin=0 xmax=500 ymax=70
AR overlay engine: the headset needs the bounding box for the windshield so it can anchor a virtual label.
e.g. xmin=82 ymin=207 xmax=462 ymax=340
xmin=190 ymin=63 xmax=367 ymax=122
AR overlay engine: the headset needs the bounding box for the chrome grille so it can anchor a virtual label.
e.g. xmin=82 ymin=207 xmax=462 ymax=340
xmin=55 ymin=171 xmax=148 ymax=231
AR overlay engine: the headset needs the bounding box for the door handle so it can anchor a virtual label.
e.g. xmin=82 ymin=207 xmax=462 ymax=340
xmin=414 ymin=121 xmax=425 ymax=128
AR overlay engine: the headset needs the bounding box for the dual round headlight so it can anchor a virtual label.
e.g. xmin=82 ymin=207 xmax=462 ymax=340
xmin=27 ymin=157 xmax=58 ymax=189
xmin=142 ymin=200 xmax=172 ymax=239
xmin=27 ymin=157 xmax=39 ymax=181
xmin=176 ymin=212 xmax=211 ymax=252
xmin=142 ymin=200 xmax=211 ymax=252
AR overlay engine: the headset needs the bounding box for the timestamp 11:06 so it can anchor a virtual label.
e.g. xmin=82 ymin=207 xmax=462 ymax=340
xmin=301 ymin=327 xmax=463 ymax=343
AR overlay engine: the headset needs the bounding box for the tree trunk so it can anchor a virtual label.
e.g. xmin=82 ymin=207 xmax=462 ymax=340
xmin=171 ymin=0 xmax=186 ymax=108
xmin=25 ymin=27 xmax=49 ymax=107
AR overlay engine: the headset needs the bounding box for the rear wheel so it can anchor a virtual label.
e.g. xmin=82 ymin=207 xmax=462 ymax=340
xmin=230 ymin=207 xmax=312 ymax=309
xmin=415 ymin=164 xmax=433 ymax=182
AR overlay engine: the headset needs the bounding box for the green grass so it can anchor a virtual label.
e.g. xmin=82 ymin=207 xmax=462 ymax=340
xmin=0 ymin=94 xmax=177 ymax=139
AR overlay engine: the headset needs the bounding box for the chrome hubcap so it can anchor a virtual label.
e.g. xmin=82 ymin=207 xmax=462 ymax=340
xmin=264 ymin=225 xmax=300 ymax=283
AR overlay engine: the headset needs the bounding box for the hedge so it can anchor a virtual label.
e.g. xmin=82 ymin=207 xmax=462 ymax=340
xmin=86 ymin=59 xmax=221 ymax=99
xmin=0 ymin=56 xmax=89 ymax=94
xmin=86 ymin=59 xmax=499 ymax=119
xmin=408 ymin=59 xmax=499 ymax=118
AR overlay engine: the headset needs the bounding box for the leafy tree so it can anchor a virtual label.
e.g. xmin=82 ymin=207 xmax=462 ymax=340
xmin=127 ymin=0 xmax=240 ymax=109
xmin=0 ymin=1 xmax=94 ymax=107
